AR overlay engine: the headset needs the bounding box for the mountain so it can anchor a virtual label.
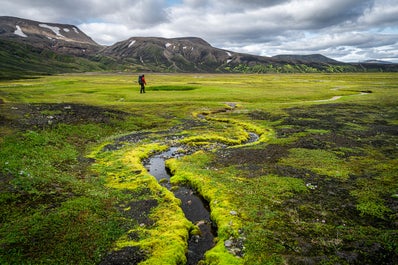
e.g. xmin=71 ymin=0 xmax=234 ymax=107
xmin=0 ymin=16 xmax=101 ymax=56
xmin=0 ymin=16 xmax=112 ymax=79
xmin=102 ymin=37 xmax=358 ymax=73
xmin=102 ymin=36 xmax=279 ymax=72
xmin=0 ymin=38 xmax=107 ymax=79
xmin=361 ymin=59 xmax=394 ymax=64
xmin=102 ymin=36 xmax=233 ymax=72
xmin=1 ymin=16 xmax=397 ymax=78
xmin=272 ymin=54 xmax=341 ymax=64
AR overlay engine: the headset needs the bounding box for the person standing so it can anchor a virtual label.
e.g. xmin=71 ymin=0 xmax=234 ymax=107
xmin=138 ymin=74 xmax=147 ymax=93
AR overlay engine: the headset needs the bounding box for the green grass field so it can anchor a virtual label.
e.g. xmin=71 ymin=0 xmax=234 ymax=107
xmin=1 ymin=73 xmax=397 ymax=264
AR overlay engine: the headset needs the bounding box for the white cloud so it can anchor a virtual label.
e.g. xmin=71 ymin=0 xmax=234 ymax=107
xmin=79 ymin=23 xmax=134 ymax=45
xmin=359 ymin=0 xmax=398 ymax=26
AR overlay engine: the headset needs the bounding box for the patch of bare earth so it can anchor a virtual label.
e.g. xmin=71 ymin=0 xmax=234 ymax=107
xmin=1 ymin=103 xmax=129 ymax=130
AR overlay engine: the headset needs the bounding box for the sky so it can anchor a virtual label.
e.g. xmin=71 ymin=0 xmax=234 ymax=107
xmin=1 ymin=0 xmax=398 ymax=62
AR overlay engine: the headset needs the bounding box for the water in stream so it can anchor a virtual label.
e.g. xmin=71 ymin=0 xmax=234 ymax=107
xmin=146 ymin=147 xmax=216 ymax=265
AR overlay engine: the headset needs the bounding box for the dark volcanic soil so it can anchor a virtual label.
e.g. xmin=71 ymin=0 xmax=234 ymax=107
xmin=1 ymin=103 xmax=129 ymax=130
xmin=99 ymin=246 xmax=146 ymax=265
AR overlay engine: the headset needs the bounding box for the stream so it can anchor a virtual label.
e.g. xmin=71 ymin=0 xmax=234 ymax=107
xmin=96 ymin=103 xmax=265 ymax=264
xmin=145 ymin=147 xmax=216 ymax=265
xmin=139 ymin=104 xmax=262 ymax=264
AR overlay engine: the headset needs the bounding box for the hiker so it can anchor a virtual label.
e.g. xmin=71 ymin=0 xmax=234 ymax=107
xmin=138 ymin=74 xmax=147 ymax=93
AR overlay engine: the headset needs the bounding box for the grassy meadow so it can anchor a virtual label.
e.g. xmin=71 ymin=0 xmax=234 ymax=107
xmin=0 ymin=73 xmax=397 ymax=264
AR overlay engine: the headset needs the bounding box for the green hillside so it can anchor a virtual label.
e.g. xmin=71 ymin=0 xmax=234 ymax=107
xmin=0 ymin=39 xmax=114 ymax=79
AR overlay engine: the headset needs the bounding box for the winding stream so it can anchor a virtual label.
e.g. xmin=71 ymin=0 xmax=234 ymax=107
xmin=145 ymin=147 xmax=216 ymax=265
xmin=99 ymin=103 xmax=263 ymax=264
xmin=143 ymin=103 xmax=264 ymax=264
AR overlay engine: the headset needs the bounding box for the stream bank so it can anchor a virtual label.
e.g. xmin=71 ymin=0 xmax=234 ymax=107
xmin=145 ymin=147 xmax=216 ymax=265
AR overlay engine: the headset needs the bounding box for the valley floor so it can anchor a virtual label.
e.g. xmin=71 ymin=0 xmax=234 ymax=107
xmin=0 ymin=73 xmax=397 ymax=264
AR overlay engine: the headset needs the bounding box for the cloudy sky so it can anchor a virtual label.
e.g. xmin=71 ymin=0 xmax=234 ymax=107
xmin=1 ymin=0 xmax=398 ymax=62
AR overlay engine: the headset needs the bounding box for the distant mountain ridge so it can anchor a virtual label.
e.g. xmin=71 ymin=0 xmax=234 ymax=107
xmin=101 ymin=36 xmax=236 ymax=72
xmin=102 ymin=36 xmax=282 ymax=72
xmin=272 ymin=54 xmax=341 ymax=64
xmin=361 ymin=59 xmax=394 ymax=64
xmin=1 ymin=16 xmax=397 ymax=78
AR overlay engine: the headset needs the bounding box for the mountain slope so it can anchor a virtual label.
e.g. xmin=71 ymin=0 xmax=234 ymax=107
xmin=0 ymin=39 xmax=108 ymax=79
xmin=0 ymin=16 xmax=101 ymax=56
xmin=102 ymin=36 xmax=267 ymax=72
xmin=272 ymin=54 xmax=341 ymax=64
xmin=361 ymin=59 xmax=394 ymax=64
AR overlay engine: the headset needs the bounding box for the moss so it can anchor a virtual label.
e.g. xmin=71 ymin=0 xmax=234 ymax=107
xmin=168 ymin=152 xmax=245 ymax=264
xmin=279 ymin=148 xmax=351 ymax=179
xmin=180 ymin=134 xmax=243 ymax=146
xmin=180 ymin=114 xmax=274 ymax=148
xmin=90 ymin=142 xmax=194 ymax=264
xmin=204 ymin=242 xmax=243 ymax=265
xmin=119 ymin=194 xmax=193 ymax=265
xmin=350 ymin=178 xmax=394 ymax=219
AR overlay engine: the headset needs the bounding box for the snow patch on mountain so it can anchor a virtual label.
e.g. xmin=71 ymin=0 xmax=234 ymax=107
xmin=128 ymin=40 xmax=136 ymax=47
xmin=14 ymin=25 xmax=27 ymax=37
xmin=39 ymin=23 xmax=64 ymax=38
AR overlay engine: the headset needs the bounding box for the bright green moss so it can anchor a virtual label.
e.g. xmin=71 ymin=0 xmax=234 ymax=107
xmin=115 ymin=191 xmax=193 ymax=265
xmin=279 ymin=148 xmax=351 ymax=179
xmin=204 ymin=242 xmax=243 ymax=265
xmin=90 ymin=142 xmax=194 ymax=264
xmin=167 ymin=152 xmax=244 ymax=264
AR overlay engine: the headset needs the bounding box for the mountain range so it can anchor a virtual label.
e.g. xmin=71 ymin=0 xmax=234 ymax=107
xmin=1 ymin=16 xmax=397 ymax=79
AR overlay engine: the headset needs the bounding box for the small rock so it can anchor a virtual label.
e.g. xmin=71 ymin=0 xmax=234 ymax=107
xmin=306 ymin=183 xmax=317 ymax=190
xmin=230 ymin=210 xmax=238 ymax=216
xmin=224 ymin=240 xmax=233 ymax=248
xmin=196 ymin=220 xmax=206 ymax=226
xmin=230 ymin=247 xmax=241 ymax=256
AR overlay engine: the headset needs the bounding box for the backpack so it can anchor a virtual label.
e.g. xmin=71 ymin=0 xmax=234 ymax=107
xmin=138 ymin=75 xmax=143 ymax=85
